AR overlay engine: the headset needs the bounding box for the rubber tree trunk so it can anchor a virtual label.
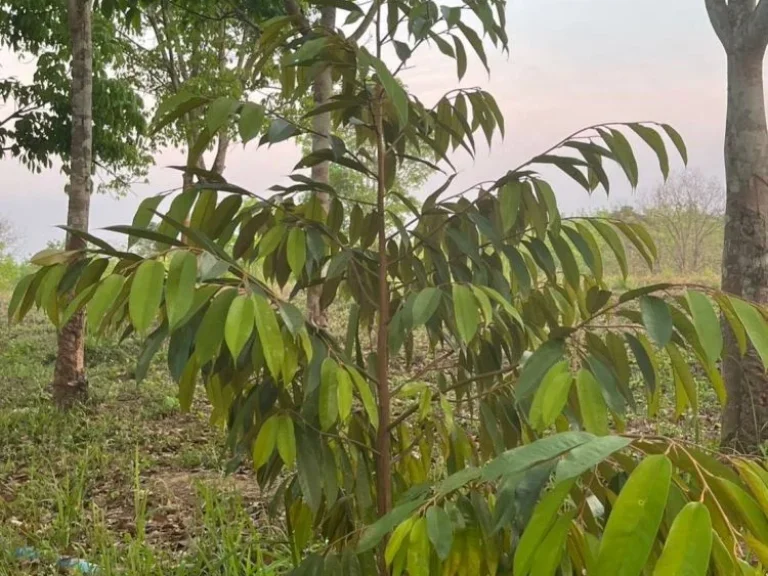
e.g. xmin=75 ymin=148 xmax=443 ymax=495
xmin=305 ymin=6 xmax=336 ymax=329
xmin=53 ymin=0 xmax=93 ymax=408
xmin=706 ymin=0 xmax=768 ymax=451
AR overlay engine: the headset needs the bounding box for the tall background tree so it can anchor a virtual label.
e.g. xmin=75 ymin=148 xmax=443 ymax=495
xmin=129 ymin=0 xmax=282 ymax=188
xmin=0 ymin=0 xmax=148 ymax=191
xmin=53 ymin=0 xmax=93 ymax=407
xmin=705 ymin=0 xmax=768 ymax=450
xmin=640 ymin=170 xmax=724 ymax=275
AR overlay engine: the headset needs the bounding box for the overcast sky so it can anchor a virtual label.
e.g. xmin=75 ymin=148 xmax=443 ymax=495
xmin=0 ymin=0 xmax=732 ymax=256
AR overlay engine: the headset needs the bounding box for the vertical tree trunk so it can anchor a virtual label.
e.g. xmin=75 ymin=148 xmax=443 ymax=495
xmin=305 ymin=6 xmax=335 ymax=329
xmin=720 ymin=47 xmax=768 ymax=450
xmin=53 ymin=0 xmax=93 ymax=408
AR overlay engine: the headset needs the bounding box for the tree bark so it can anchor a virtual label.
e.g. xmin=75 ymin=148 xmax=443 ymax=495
xmin=305 ymin=6 xmax=335 ymax=329
xmin=721 ymin=47 xmax=768 ymax=450
xmin=53 ymin=0 xmax=93 ymax=408
xmin=707 ymin=0 xmax=768 ymax=451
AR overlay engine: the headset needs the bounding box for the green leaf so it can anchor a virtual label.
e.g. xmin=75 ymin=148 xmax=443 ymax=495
xmin=640 ymin=295 xmax=673 ymax=347
xmin=712 ymin=476 xmax=768 ymax=542
xmin=7 ymin=274 xmax=33 ymax=324
xmin=238 ymin=101 xmax=265 ymax=143
xmin=195 ymin=288 xmax=237 ymax=364
xmin=599 ymin=127 xmax=638 ymax=188
xmin=667 ymin=344 xmax=698 ymax=411
xmin=253 ymin=294 xmax=284 ymax=380
xmin=652 ymin=502 xmax=712 ymax=576
xmin=453 ymin=35 xmax=467 ymax=80
xmin=457 ymin=21 xmax=489 ymax=73
xmin=370 ymin=54 xmax=408 ymax=125
xmin=178 ymin=355 xmax=198 ymax=411
xmin=575 ymin=369 xmax=609 ymax=435
xmin=482 ymin=431 xmax=593 ymax=483
xmin=554 ymin=435 xmax=632 ymax=483
xmin=411 ymin=287 xmax=442 ymax=327
xmin=550 ymin=233 xmax=580 ymax=289
xmin=205 ymin=96 xmax=237 ymax=133
xmin=426 ymin=506 xmax=453 ymax=561
xmin=287 ymin=227 xmax=307 ymax=277
xmin=590 ymin=219 xmax=628 ymax=279
xmin=337 ymin=367 xmax=353 ymax=423
xmin=594 ymin=454 xmax=672 ymax=576
xmin=320 ymin=357 xmax=339 ymax=431
xmin=129 ymin=260 xmax=166 ymax=335
xmin=686 ymin=290 xmax=722 ymax=362
xmin=529 ymin=362 xmax=572 ymax=430
xmin=385 ymin=517 xmax=414 ymax=566
xmin=626 ymin=333 xmax=657 ymax=394
xmin=516 ymin=340 xmax=565 ymax=399
xmin=729 ymin=297 xmax=768 ymax=369
xmin=452 ymin=284 xmax=479 ymax=343
xmin=276 ymin=415 xmax=297 ymax=467
xmin=661 ymin=123 xmax=688 ymax=164
xmin=224 ymin=294 xmax=255 ymax=360
xmin=357 ymin=498 xmax=426 ymax=553
xmin=166 ymin=251 xmax=197 ymax=329
xmin=253 ymin=415 xmax=279 ymax=469
xmin=406 ymin=517 xmax=429 ymax=576
xmin=87 ymin=274 xmax=126 ymax=333
xmin=530 ymin=511 xmax=576 ymax=576
xmin=630 ymin=123 xmax=670 ymax=179
xmin=347 ymin=365 xmax=378 ymax=430
xmin=513 ymin=479 xmax=575 ymax=576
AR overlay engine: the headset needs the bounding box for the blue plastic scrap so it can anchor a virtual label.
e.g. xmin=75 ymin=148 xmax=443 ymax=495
xmin=11 ymin=547 xmax=98 ymax=574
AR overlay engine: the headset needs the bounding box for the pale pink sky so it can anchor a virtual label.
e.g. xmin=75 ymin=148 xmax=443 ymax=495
xmin=1 ymin=0 xmax=731 ymax=255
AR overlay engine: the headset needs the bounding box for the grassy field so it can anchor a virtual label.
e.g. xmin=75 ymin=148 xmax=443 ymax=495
xmin=0 ymin=304 xmax=292 ymax=575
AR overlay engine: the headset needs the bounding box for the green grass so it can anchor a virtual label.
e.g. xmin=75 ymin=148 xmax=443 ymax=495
xmin=0 ymin=303 xmax=292 ymax=575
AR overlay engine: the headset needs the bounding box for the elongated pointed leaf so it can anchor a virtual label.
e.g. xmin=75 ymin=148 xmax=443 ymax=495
xmin=253 ymin=415 xmax=278 ymax=469
xmin=87 ymin=274 xmax=126 ymax=332
xmin=730 ymin=297 xmax=768 ymax=368
xmin=320 ymin=358 xmax=339 ymax=431
xmin=513 ymin=479 xmax=575 ymax=576
xmin=652 ymin=502 xmax=711 ymax=576
xmin=641 ymin=295 xmax=673 ymax=347
xmin=554 ymin=435 xmax=632 ymax=483
xmin=412 ymin=287 xmax=442 ymax=326
xmin=575 ymin=369 xmax=609 ymax=435
xmin=370 ymin=54 xmax=408 ymax=125
xmin=166 ymin=251 xmax=197 ymax=329
xmin=253 ymin=294 xmax=284 ymax=380
xmin=594 ymin=454 xmax=672 ymax=576
xmin=452 ymin=284 xmax=479 ymax=343
xmin=287 ymin=227 xmax=307 ymax=277
xmin=276 ymin=415 xmax=297 ymax=467
xmin=686 ymin=291 xmax=722 ymax=362
xmin=195 ymin=288 xmax=237 ymax=364
xmin=224 ymin=294 xmax=255 ymax=359
xmin=347 ymin=365 xmax=378 ymax=430
xmin=129 ymin=260 xmax=166 ymax=334
xmin=426 ymin=506 xmax=453 ymax=561
xmin=517 ymin=340 xmax=565 ymax=399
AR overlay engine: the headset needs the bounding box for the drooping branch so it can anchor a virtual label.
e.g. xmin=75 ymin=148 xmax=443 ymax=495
xmin=705 ymin=0 xmax=733 ymax=50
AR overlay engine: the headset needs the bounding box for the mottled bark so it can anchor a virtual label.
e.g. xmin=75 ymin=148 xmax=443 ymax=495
xmin=707 ymin=0 xmax=768 ymax=451
xmin=305 ymin=9 xmax=334 ymax=328
xmin=283 ymin=0 xmax=335 ymax=328
xmin=53 ymin=0 xmax=93 ymax=408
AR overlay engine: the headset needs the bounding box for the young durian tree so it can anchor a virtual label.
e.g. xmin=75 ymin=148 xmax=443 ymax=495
xmin=11 ymin=0 xmax=768 ymax=573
